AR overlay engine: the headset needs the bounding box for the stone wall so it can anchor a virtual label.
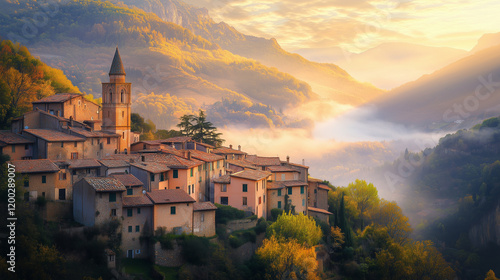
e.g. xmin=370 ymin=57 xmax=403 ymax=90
xmin=153 ymin=241 xmax=184 ymax=267
xmin=226 ymin=219 xmax=257 ymax=233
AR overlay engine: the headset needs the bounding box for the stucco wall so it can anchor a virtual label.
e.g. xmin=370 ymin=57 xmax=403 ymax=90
xmin=153 ymin=203 xmax=193 ymax=234
xmin=1 ymin=144 xmax=33 ymax=160
xmin=121 ymin=205 xmax=152 ymax=258
xmin=47 ymin=141 xmax=84 ymax=160
xmin=193 ymin=210 xmax=216 ymax=237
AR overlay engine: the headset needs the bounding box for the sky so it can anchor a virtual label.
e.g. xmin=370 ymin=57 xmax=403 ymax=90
xmin=183 ymin=0 xmax=500 ymax=53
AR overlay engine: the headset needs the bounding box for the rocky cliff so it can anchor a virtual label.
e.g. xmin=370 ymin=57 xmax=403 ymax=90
xmin=469 ymin=202 xmax=500 ymax=247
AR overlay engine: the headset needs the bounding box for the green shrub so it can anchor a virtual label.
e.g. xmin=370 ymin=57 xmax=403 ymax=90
xmin=270 ymin=208 xmax=284 ymax=221
xmin=255 ymin=218 xmax=268 ymax=234
xmin=215 ymin=203 xmax=245 ymax=224
xmin=181 ymin=235 xmax=210 ymax=265
xmin=247 ymin=215 xmax=258 ymax=220
xmin=229 ymin=235 xmax=244 ymax=248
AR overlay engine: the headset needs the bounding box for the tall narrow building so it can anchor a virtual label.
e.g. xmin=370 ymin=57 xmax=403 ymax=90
xmin=102 ymin=47 xmax=131 ymax=153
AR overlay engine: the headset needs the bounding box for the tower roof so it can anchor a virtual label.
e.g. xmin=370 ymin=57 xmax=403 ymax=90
xmin=109 ymin=47 xmax=126 ymax=76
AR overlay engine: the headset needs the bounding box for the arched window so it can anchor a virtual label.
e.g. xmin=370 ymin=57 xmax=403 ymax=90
xmin=121 ymin=89 xmax=125 ymax=103
xmin=109 ymin=89 xmax=113 ymax=103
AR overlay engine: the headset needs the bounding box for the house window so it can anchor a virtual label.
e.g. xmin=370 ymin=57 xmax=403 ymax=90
xmin=277 ymin=189 xmax=281 ymax=196
xmin=107 ymin=138 xmax=110 ymax=144
xmin=188 ymin=185 xmax=191 ymax=195
xmin=190 ymin=168 xmax=193 ymax=177
xmin=242 ymin=184 xmax=247 ymax=192
xmin=173 ymin=170 xmax=178 ymax=178
xmin=49 ymin=110 xmax=54 ymax=115
xmin=217 ymin=160 xmax=220 ymax=168
xmin=59 ymin=189 xmax=66 ymax=200
xmin=258 ymin=196 xmax=262 ymax=205
xmin=278 ymin=201 xmax=282 ymax=209
xmin=170 ymin=206 xmax=176 ymax=215
xmin=201 ymin=213 xmax=204 ymax=222
xmin=42 ymin=176 xmax=46 ymax=184
xmin=221 ymin=184 xmax=227 ymax=192
xmin=122 ymin=111 xmax=124 ymax=118
xmin=128 ymin=226 xmax=132 ymax=233
xmin=243 ymin=197 xmax=247 ymax=206
xmin=11 ymin=145 xmax=15 ymax=153
xmin=42 ymin=192 xmax=45 ymax=197
xmin=91 ymin=138 xmax=94 ymax=145
xmin=220 ymin=197 xmax=228 ymax=205
xmin=127 ymin=188 xmax=133 ymax=195
xmin=136 ymin=225 xmax=140 ymax=232
xmin=127 ymin=209 xmax=133 ymax=217
xmin=74 ymin=141 xmax=77 ymax=147
xmin=314 ymin=189 xmax=317 ymax=194
xmin=288 ymin=187 xmax=292 ymax=195
xmin=109 ymin=193 xmax=116 ymax=202
xmin=61 ymin=142 xmax=64 ymax=148
xmin=111 ymin=209 xmax=116 ymax=216
xmin=192 ymin=185 xmax=195 ymax=194
xmin=300 ymin=186 xmax=304 ymax=194
xmin=23 ymin=176 xmax=29 ymax=187
xmin=71 ymin=152 xmax=78 ymax=159
xmin=72 ymin=170 xmax=76 ymax=175
xmin=150 ymin=174 xmax=155 ymax=182
xmin=137 ymin=208 xmax=141 ymax=214
xmin=281 ymin=174 xmax=285 ymax=181
xmin=302 ymin=199 xmax=305 ymax=206
xmin=122 ymin=132 xmax=125 ymax=139
xmin=24 ymin=144 xmax=29 ymax=150
xmin=160 ymin=173 xmax=165 ymax=181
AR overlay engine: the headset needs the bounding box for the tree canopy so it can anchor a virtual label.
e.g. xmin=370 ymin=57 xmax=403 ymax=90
xmin=177 ymin=109 xmax=224 ymax=147
xmin=266 ymin=212 xmax=322 ymax=247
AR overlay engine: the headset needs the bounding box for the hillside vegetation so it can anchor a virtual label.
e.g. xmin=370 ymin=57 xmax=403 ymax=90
xmin=0 ymin=0 xmax=317 ymax=129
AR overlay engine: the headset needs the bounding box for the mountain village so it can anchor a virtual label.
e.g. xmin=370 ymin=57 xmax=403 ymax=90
xmin=0 ymin=48 xmax=332 ymax=267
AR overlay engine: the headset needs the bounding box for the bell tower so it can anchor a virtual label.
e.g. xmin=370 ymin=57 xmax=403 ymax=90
xmin=102 ymin=47 xmax=131 ymax=153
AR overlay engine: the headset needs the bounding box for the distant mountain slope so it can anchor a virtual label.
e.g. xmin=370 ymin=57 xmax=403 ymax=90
xmin=297 ymin=42 xmax=467 ymax=90
xmin=0 ymin=0 xmax=317 ymax=129
xmin=112 ymin=0 xmax=383 ymax=106
xmin=371 ymin=44 xmax=500 ymax=131
xmin=470 ymin=32 xmax=500 ymax=53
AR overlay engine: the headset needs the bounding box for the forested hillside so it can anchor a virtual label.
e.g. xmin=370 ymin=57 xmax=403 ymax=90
xmin=0 ymin=0 xmax=318 ymax=129
xmin=372 ymin=117 xmax=500 ymax=279
xmin=0 ymin=39 xmax=81 ymax=129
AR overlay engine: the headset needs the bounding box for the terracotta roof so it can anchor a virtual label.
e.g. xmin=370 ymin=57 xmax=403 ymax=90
xmin=10 ymin=159 xmax=59 ymax=173
xmin=32 ymin=93 xmax=81 ymax=104
xmin=213 ymin=174 xmax=231 ymax=184
xmin=68 ymin=127 xmax=120 ymax=138
xmin=143 ymin=153 xmax=202 ymax=169
xmin=213 ymin=146 xmax=247 ymax=155
xmin=130 ymin=162 xmax=170 ymax=173
xmin=317 ymin=184 xmax=331 ymax=191
xmin=101 ymin=154 xmax=142 ymax=162
xmin=282 ymin=161 xmax=309 ymax=169
xmin=123 ymin=195 xmax=153 ymax=207
xmin=23 ymin=129 xmax=85 ymax=142
xmin=308 ymin=207 xmax=333 ymax=215
xmin=146 ymin=189 xmax=195 ymax=204
xmin=84 ymin=177 xmax=126 ymax=192
xmin=281 ymin=180 xmax=308 ymax=187
xmin=231 ymin=169 xmax=271 ymax=181
xmin=66 ymin=159 xmax=101 ymax=169
xmin=308 ymin=177 xmax=324 ymax=183
xmin=0 ymin=131 xmax=33 ymax=145
xmin=179 ymin=149 xmax=224 ymax=162
xmin=226 ymin=159 xmax=256 ymax=169
xmin=98 ymin=159 xmax=130 ymax=168
xmin=110 ymin=173 xmax=143 ymax=187
xmin=194 ymin=201 xmax=217 ymax=211
xmin=267 ymin=181 xmax=284 ymax=190
xmin=246 ymin=155 xmax=281 ymax=166
xmin=161 ymin=136 xmax=192 ymax=143
xmin=109 ymin=47 xmax=126 ymax=75
xmin=267 ymin=166 xmax=299 ymax=172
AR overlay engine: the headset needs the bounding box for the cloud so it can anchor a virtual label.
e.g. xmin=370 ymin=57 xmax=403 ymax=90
xmin=183 ymin=0 xmax=500 ymax=53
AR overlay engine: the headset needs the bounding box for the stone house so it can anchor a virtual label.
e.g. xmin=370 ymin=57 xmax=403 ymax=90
xmin=99 ymin=159 xmax=130 ymax=176
xmin=212 ymin=144 xmax=247 ymax=160
xmin=11 ymin=159 xmax=61 ymax=201
xmin=146 ymin=189 xmax=196 ymax=234
xmin=213 ymin=169 xmax=271 ymax=218
xmin=130 ymin=162 xmax=170 ymax=192
xmin=22 ymin=129 xmax=85 ymax=160
xmin=0 ymin=131 xmax=34 ymax=160
xmin=193 ymin=201 xmax=217 ymax=237
xmin=73 ymin=177 xmax=126 ymax=227
xmin=32 ymin=93 xmax=100 ymax=121
xmin=121 ymin=194 xmax=153 ymax=259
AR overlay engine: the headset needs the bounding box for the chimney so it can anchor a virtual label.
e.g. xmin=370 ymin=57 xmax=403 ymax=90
xmin=69 ymin=116 xmax=74 ymax=127
xmin=229 ymin=144 xmax=233 ymax=149
xmin=238 ymin=145 xmax=241 ymax=151
xmin=286 ymin=156 xmax=290 ymax=163
xmin=188 ymin=151 xmax=191 ymax=160
xmin=183 ymin=150 xmax=188 ymax=158
xmin=302 ymin=159 xmax=305 ymax=165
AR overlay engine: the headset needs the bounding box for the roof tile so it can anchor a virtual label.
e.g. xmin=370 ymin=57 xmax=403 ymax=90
xmin=84 ymin=177 xmax=126 ymax=192
xmin=0 ymin=131 xmax=33 ymax=145
xmin=110 ymin=173 xmax=143 ymax=187
xmin=23 ymin=129 xmax=85 ymax=142
xmin=146 ymin=189 xmax=195 ymax=204
xmin=10 ymin=159 xmax=59 ymax=173
xmin=231 ymin=169 xmax=271 ymax=181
